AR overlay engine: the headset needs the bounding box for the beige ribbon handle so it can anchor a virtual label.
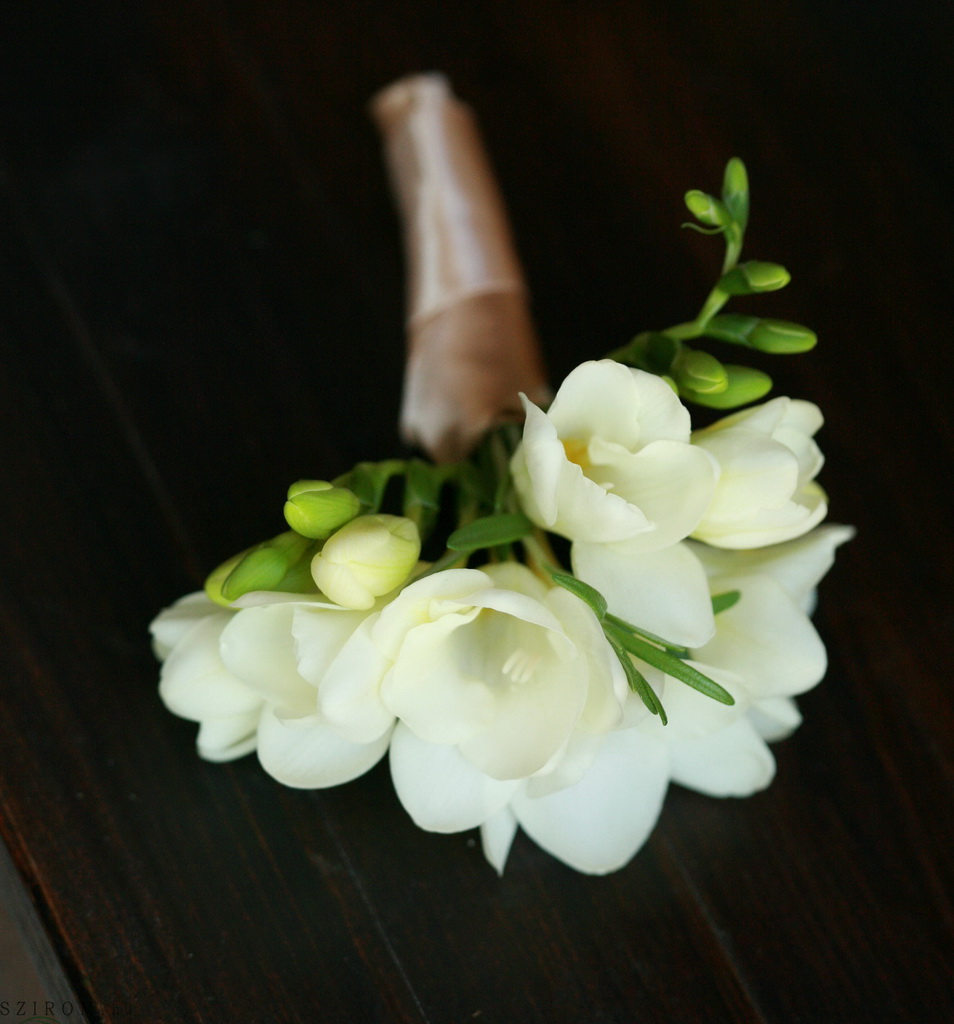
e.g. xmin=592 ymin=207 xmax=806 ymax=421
xmin=371 ymin=73 xmax=550 ymax=463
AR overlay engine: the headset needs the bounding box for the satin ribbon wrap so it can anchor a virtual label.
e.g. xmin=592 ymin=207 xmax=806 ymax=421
xmin=372 ymin=74 xmax=550 ymax=463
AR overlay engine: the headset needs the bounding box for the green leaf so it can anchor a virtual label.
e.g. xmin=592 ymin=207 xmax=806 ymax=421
xmin=605 ymin=629 xmax=667 ymax=724
xmin=711 ymin=589 xmax=741 ymax=615
xmin=447 ymin=512 xmax=533 ymax=552
xmin=550 ymin=573 xmax=608 ymax=620
xmin=604 ymin=613 xmax=689 ymax=657
xmin=611 ymin=629 xmax=735 ymax=706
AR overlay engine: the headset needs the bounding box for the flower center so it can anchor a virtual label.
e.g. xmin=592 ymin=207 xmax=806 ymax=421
xmin=562 ymin=438 xmax=590 ymax=470
xmin=501 ymin=648 xmax=543 ymax=685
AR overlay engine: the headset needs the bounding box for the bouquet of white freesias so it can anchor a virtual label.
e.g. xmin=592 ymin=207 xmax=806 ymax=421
xmin=151 ymin=76 xmax=852 ymax=875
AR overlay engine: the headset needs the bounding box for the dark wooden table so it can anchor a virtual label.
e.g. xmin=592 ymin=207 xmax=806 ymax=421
xmin=2 ymin=3 xmax=951 ymax=1021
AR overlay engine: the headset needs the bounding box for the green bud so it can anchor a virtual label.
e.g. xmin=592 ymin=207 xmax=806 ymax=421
xmin=722 ymin=158 xmax=749 ymax=231
xmin=287 ymin=479 xmax=331 ymax=499
xmin=220 ymin=547 xmax=291 ymax=602
xmin=619 ymin=331 xmax=680 ymax=375
xmin=672 ymin=348 xmax=728 ymax=394
xmin=204 ymin=548 xmax=252 ymax=606
xmin=681 ymin=364 xmax=772 ymax=408
xmin=719 ymin=261 xmax=790 ymax=295
xmin=284 ymin=485 xmax=361 ymax=539
xmin=704 ymin=313 xmax=760 ymax=346
xmin=684 ymin=190 xmax=730 ymax=228
xmin=748 ymin=319 xmax=817 ymax=354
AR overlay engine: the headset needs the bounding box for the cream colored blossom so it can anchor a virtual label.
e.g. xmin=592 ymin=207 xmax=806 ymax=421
xmin=311 ymin=514 xmax=421 ymax=609
xmin=152 ymin=593 xmax=263 ymax=763
xmin=511 ymin=360 xmax=717 ymax=545
xmin=691 ymin=397 xmax=827 ymax=548
xmin=478 ymin=526 xmax=850 ymax=874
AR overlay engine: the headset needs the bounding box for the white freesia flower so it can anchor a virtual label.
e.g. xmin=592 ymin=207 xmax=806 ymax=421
xmin=311 ymin=514 xmax=421 ymax=610
xmin=511 ymin=360 xmax=717 ymax=545
xmin=152 ymin=589 xmax=396 ymax=782
xmin=151 ymin=593 xmax=264 ymax=762
xmin=227 ymin=594 xmax=394 ymax=788
xmin=309 ymin=563 xmax=629 ymax=836
xmin=691 ymin=396 xmax=827 ymax=548
xmin=571 ymin=539 xmax=716 ymax=648
xmin=478 ymin=525 xmax=850 ymax=875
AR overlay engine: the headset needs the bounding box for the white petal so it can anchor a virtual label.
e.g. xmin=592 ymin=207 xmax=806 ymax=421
xmin=257 ymin=709 xmax=391 ymax=788
xmin=389 ymin=724 xmax=519 ymax=833
xmin=150 ymin=592 xmax=220 ymax=659
xmin=513 ymin=397 xmax=566 ymax=527
xmin=480 ymin=806 xmax=519 ymax=875
xmin=594 ymin=439 xmax=718 ymax=549
xmin=696 ymin=432 xmax=800 ymax=520
xmin=512 ymin=728 xmax=670 ymax=875
xmin=670 ymin=717 xmax=775 ymax=796
xmin=687 ymin=523 xmax=855 ymax=611
xmin=293 ymin=604 xmax=374 ymax=683
xmin=318 ymin=615 xmax=395 ymax=743
xmin=545 ymin=587 xmax=628 ymax=733
xmin=548 ymin=361 xmax=691 ymax=447
xmin=220 ymin=604 xmax=317 ymax=715
xmin=695 ymin=574 xmax=827 ymax=697
xmin=573 ymin=540 xmax=715 ymax=648
xmin=196 ymin=711 xmax=261 ymax=762
xmin=159 ymin=613 xmax=262 ymax=720
xmin=748 ymin=696 xmax=803 ymax=742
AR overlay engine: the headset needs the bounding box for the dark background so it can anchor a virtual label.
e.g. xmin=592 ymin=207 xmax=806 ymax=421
xmin=1 ymin=2 xmax=951 ymax=1021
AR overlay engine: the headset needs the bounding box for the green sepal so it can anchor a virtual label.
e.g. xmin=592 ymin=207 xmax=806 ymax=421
xmin=447 ymin=512 xmax=533 ymax=552
xmin=711 ymin=589 xmax=741 ymax=615
xmin=549 ymin=572 xmax=608 ymax=621
xmin=719 ymin=261 xmax=790 ymax=296
xmin=722 ymin=158 xmax=750 ymax=232
xmin=611 ymin=628 xmax=735 ymax=706
xmin=605 ymin=629 xmax=668 ymax=724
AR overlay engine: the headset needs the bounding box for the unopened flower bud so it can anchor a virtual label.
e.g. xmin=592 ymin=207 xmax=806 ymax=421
xmin=312 ymin=514 xmax=421 ymax=610
xmin=204 ymin=549 xmax=250 ymax=606
xmin=719 ymin=261 xmax=790 ymax=295
xmin=284 ymin=481 xmax=361 ymax=539
xmin=721 ymin=158 xmax=749 ymax=230
xmin=684 ymin=190 xmax=730 ymax=228
xmin=673 ymin=348 xmax=728 ymax=395
xmin=221 ymin=547 xmax=291 ymax=602
xmin=748 ymin=319 xmax=817 ymax=354
xmin=682 ymin=364 xmax=772 ymax=409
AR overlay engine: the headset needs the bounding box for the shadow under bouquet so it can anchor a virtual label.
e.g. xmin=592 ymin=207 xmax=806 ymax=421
xmin=151 ymin=75 xmax=853 ymax=875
